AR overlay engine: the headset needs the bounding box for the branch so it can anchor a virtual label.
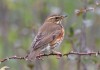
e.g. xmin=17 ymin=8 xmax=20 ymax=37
xmin=0 ymin=51 xmax=100 ymax=63
xmin=36 ymin=51 xmax=100 ymax=58
xmin=0 ymin=56 xmax=25 ymax=63
xmin=75 ymin=1 xmax=100 ymax=16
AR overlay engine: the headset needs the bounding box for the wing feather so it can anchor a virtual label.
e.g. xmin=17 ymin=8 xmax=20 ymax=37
xmin=32 ymin=30 xmax=61 ymax=50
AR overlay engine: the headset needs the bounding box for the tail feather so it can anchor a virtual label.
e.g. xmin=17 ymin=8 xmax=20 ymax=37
xmin=26 ymin=50 xmax=40 ymax=61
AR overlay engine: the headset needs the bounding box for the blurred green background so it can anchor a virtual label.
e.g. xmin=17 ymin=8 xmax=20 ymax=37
xmin=0 ymin=0 xmax=100 ymax=70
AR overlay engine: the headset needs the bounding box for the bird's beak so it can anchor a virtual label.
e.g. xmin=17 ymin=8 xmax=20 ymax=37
xmin=62 ymin=15 xmax=68 ymax=19
xmin=63 ymin=15 xmax=68 ymax=18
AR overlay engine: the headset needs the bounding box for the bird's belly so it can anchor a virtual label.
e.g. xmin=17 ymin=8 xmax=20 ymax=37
xmin=41 ymin=40 xmax=62 ymax=53
xmin=51 ymin=40 xmax=62 ymax=49
xmin=43 ymin=40 xmax=62 ymax=50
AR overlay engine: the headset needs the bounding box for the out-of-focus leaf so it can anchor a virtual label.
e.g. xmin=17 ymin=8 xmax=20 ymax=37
xmin=0 ymin=38 xmax=3 ymax=58
xmin=8 ymin=30 xmax=18 ymax=44
xmin=68 ymin=27 xmax=74 ymax=37
xmin=61 ymin=41 xmax=71 ymax=53
xmin=0 ymin=66 xmax=9 ymax=70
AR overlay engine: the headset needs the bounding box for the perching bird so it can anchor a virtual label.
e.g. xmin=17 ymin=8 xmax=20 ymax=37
xmin=26 ymin=14 xmax=67 ymax=61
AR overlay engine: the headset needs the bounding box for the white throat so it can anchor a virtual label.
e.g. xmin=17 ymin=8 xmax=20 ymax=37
xmin=56 ymin=20 xmax=62 ymax=24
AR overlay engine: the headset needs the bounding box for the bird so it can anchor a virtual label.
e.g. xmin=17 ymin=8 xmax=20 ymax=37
xmin=26 ymin=14 xmax=67 ymax=61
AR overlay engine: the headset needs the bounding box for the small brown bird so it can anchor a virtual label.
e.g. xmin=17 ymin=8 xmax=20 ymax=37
xmin=26 ymin=14 xmax=67 ymax=61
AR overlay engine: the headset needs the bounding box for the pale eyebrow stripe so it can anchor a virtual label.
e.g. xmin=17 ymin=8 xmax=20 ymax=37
xmin=47 ymin=16 xmax=55 ymax=20
xmin=47 ymin=16 xmax=59 ymax=20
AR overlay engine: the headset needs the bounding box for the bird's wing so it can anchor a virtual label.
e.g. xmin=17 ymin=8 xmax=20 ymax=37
xmin=31 ymin=32 xmax=44 ymax=48
xmin=32 ymin=30 xmax=61 ymax=50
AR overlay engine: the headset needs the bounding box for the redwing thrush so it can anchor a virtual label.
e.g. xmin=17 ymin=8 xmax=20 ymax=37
xmin=26 ymin=14 xmax=67 ymax=61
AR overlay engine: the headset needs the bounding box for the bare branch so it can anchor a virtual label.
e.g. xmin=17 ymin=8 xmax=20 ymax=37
xmin=0 ymin=56 xmax=25 ymax=63
xmin=0 ymin=51 xmax=100 ymax=63
xmin=36 ymin=51 xmax=100 ymax=57
xmin=75 ymin=1 xmax=100 ymax=16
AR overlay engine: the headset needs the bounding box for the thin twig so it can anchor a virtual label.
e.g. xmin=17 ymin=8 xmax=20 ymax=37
xmin=0 ymin=56 xmax=25 ymax=63
xmin=0 ymin=52 xmax=100 ymax=63
xmin=75 ymin=1 xmax=100 ymax=16
xmin=37 ymin=51 xmax=100 ymax=57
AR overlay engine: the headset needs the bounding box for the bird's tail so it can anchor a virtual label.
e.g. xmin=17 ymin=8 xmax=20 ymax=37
xmin=25 ymin=50 xmax=40 ymax=61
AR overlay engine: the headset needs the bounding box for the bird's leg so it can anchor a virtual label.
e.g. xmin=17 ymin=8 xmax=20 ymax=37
xmin=51 ymin=50 xmax=62 ymax=59
xmin=36 ymin=51 xmax=44 ymax=60
xmin=36 ymin=48 xmax=50 ymax=60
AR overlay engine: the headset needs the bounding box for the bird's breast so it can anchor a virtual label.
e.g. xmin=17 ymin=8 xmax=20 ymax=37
xmin=50 ymin=27 xmax=65 ymax=47
xmin=56 ymin=27 xmax=64 ymax=41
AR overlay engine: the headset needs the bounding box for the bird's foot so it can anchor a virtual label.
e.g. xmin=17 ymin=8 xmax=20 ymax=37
xmin=52 ymin=50 xmax=62 ymax=59
xmin=36 ymin=53 xmax=44 ymax=60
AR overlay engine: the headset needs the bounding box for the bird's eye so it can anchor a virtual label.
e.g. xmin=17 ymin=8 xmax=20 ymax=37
xmin=55 ymin=17 xmax=59 ymax=20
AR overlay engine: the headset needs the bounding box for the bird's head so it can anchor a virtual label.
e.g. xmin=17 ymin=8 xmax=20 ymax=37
xmin=45 ymin=14 xmax=68 ymax=24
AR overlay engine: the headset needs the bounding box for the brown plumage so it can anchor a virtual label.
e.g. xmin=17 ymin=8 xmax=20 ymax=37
xmin=26 ymin=14 xmax=67 ymax=61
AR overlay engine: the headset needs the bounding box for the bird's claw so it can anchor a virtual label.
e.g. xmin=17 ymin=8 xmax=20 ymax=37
xmin=36 ymin=53 xmax=44 ymax=60
xmin=52 ymin=51 xmax=62 ymax=59
xmin=56 ymin=53 xmax=62 ymax=59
